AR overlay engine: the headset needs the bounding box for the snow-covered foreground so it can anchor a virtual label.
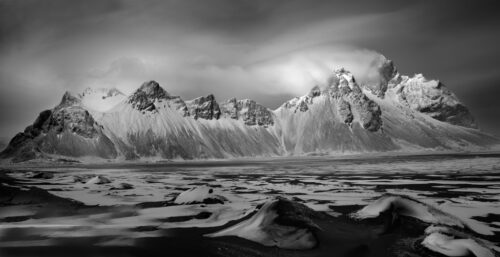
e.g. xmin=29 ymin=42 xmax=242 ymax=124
xmin=0 ymin=153 xmax=499 ymax=256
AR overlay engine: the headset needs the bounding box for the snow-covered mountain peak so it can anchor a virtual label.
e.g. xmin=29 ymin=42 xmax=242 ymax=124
xmin=328 ymin=67 xmax=361 ymax=94
xmin=333 ymin=67 xmax=355 ymax=83
xmin=278 ymin=84 xmax=324 ymax=113
xmin=78 ymin=87 xmax=126 ymax=112
xmin=126 ymin=80 xmax=176 ymax=112
xmin=391 ymin=73 xmax=477 ymax=128
xmin=80 ymin=87 xmax=124 ymax=98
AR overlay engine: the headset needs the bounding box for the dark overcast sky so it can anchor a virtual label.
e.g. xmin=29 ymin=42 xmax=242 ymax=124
xmin=1 ymin=0 xmax=500 ymax=139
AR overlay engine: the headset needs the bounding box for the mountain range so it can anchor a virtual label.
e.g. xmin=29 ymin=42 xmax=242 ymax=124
xmin=1 ymin=57 xmax=498 ymax=162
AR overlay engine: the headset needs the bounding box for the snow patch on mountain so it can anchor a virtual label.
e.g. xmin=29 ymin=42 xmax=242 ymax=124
xmin=78 ymin=87 xmax=126 ymax=112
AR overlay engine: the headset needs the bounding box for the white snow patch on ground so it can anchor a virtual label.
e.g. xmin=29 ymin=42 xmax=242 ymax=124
xmin=174 ymin=186 xmax=227 ymax=204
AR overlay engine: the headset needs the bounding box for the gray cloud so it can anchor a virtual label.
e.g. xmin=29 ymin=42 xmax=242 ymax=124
xmin=1 ymin=0 xmax=499 ymax=138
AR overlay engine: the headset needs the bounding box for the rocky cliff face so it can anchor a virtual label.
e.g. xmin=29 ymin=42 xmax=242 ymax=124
xmin=337 ymin=98 xmax=353 ymax=125
xmin=127 ymin=80 xmax=189 ymax=116
xmin=186 ymin=94 xmax=221 ymax=120
xmin=390 ymin=74 xmax=476 ymax=128
xmin=220 ymin=98 xmax=274 ymax=126
xmin=127 ymin=81 xmax=169 ymax=110
xmin=280 ymin=68 xmax=383 ymax=132
xmin=1 ymin=57 xmax=497 ymax=162
xmin=1 ymin=92 xmax=117 ymax=162
xmin=327 ymin=68 xmax=383 ymax=131
xmin=360 ymin=59 xmax=477 ymax=129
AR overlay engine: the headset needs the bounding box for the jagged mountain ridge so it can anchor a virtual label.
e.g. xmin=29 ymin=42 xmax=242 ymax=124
xmin=1 ymin=58 xmax=498 ymax=162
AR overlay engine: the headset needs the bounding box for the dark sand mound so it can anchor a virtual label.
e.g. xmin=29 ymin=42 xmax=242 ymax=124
xmin=206 ymin=197 xmax=327 ymax=249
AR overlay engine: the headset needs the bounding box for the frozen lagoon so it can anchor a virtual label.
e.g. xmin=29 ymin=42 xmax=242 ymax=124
xmin=1 ymin=153 xmax=499 ymax=256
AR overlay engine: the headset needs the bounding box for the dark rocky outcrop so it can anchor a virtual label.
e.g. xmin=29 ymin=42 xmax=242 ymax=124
xmin=298 ymin=100 xmax=309 ymax=112
xmin=127 ymin=80 xmax=188 ymax=116
xmin=186 ymin=94 xmax=221 ymax=120
xmin=328 ymin=68 xmax=383 ymax=132
xmin=127 ymin=81 xmax=169 ymax=112
xmin=220 ymin=98 xmax=274 ymax=126
xmin=308 ymin=85 xmax=321 ymax=98
xmin=351 ymin=94 xmax=383 ymax=132
xmin=337 ymin=98 xmax=354 ymax=125
xmin=48 ymin=107 xmax=99 ymax=138
xmin=58 ymin=92 xmax=81 ymax=108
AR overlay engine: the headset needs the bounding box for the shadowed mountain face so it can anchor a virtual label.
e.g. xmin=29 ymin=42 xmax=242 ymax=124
xmin=1 ymin=58 xmax=498 ymax=162
xmin=0 ymin=93 xmax=118 ymax=162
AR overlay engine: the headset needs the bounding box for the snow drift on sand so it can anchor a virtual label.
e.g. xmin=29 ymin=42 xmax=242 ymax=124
xmin=206 ymin=197 xmax=326 ymax=249
xmin=421 ymin=226 xmax=495 ymax=257
xmin=351 ymin=194 xmax=465 ymax=228
xmin=174 ymin=186 xmax=227 ymax=205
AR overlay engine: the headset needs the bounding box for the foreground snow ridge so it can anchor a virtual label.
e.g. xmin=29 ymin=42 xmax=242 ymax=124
xmin=351 ymin=194 xmax=465 ymax=228
xmin=353 ymin=195 xmax=498 ymax=257
xmin=206 ymin=197 xmax=323 ymax=250
xmin=422 ymin=226 xmax=495 ymax=257
xmin=174 ymin=186 xmax=227 ymax=205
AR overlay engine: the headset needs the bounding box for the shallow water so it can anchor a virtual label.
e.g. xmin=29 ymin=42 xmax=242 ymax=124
xmin=1 ymin=153 xmax=500 ymax=256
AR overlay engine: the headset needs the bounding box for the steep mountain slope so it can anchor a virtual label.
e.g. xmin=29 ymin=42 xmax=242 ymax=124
xmin=274 ymin=62 xmax=496 ymax=155
xmin=94 ymin=81 xmax=282 ymax=160
xmin=0 ymin=93 xmax=117 ymax=162
xmin=1 ymin=58 xmax=498 ymax=162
